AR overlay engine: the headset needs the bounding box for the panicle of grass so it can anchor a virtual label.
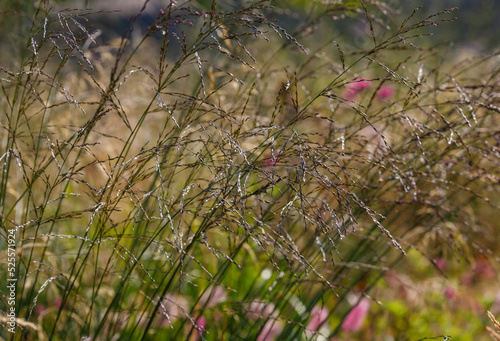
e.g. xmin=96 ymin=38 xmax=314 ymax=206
xmin=488 ymin=311 xmax=500 ymax=341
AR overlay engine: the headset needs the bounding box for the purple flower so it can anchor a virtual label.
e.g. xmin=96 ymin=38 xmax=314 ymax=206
xmin=341 ymin=298 xmax=370 ymax=332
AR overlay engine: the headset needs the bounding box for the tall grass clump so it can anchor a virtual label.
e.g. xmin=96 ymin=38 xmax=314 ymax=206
xmin=1 ymin=0 xmax=499 ymax=339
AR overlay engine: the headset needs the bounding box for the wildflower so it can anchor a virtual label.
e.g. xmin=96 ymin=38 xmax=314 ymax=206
xmin=194 ymin=316 xmax=207 ymax=341
xmin=376 ymin=85 xmax=394 ymax=100
xmin=444 ymin=286 xmax=456 ymax=300
xmin=263 ymin=157 xmax=278 ymax=167
xmin=462 ymin=257 xmax=495 ymax=286
xmin=341 ymin=298 xmax=370 ymax=332
xmin=257 ymin=320 xmax=283 ymax=341
xmin=159 ymin=294 xmax=189 ymax=326
xmin=53 ymin=298 xmax=67 ymax=310
xmin=343 ymin=78 xmax=372 ymax=100
xmin=354 ymin=79 xmax=371 ymax=90
xmin=474 ymin=257 xmax=495 ymax=280
xmin=35 ymin=305 xmax=46 ymax=315
xmin=245 ymin=302 xmax=282 ymax=341
xmin=307 ymin=306 xmax=329 ymax=331
xmin=200 ymin=286 xmax=227 ymax=308
xmin=461 ymin=273 xmax=473 ymax=286
xmin=247 ymin=301 xmax=276 ymax=320
xmin=434 ymin=257 xmax=447 ymax=272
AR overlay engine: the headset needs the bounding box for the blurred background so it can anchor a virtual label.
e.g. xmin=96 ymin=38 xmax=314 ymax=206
xmin=2 ymin=0 xmax=498 ymax=51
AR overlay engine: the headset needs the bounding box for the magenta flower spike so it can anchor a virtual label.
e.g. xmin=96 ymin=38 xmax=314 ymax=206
xmin=343 ymin=78 xmax=372 ymax=100
xmin=376 ymin=85 xmax=395 ymax=100
xmin=257 ymin=320 xmax=283 ymax=341
xmin=194 ymin=316 xmax=207 ymax=341
xmin=307 ymin=306 xmax=329 ymax=331
xmin=341 ymin=298 xmax=370 ymax=332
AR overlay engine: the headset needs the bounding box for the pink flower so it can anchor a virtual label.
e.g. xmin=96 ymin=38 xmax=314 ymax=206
xmin=461 ymin=258 xmax=495 ymax=286
xmin=246 ymin=301 xmax=282 ymax=340
xmin=444 ymin=287 xmax=456 ymax=300
xmin=341 ymin=298 xmax=370 ymax=332
xmin=35 ymin=305 xmax=46 ymax=315
xmin=247 ymin=301 xmax=276 ymax=320
xmin=194 ymin=316 xmax=207 ymax=341
xmin=263 ymin=157 xmax=279 ymax=167
xmin=461 ymin=273 xmax=473 ymax=286
xmin=473 ymin=258 xmax=495 ymax=280
xmin=200 ymin=286 xmax=227 ymax=308
xmin=257 ymin=320 xmax=283 ymax=341
xmin=354 ymin=79 xmax=371 ymax=90
xmin=343 ymin=88 xmax=358 ymax=100
xmin=53 ymin=298 xmax=67 ymax=310
xmin=434 ymin=257 xmax=447 ymax=271
xmin=307 ymin=306 xmax=329 ymax=331
xmin=376 ymin=85 xmax=394 ymax=100
xmin=159 ymin=295 xmax=189 ymax=326
xmin=343 ymin=79 xmax=372 ymax=100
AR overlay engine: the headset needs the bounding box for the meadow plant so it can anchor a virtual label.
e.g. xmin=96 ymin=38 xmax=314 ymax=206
xmin=0 ymin=0 xmax=499 ymax=340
